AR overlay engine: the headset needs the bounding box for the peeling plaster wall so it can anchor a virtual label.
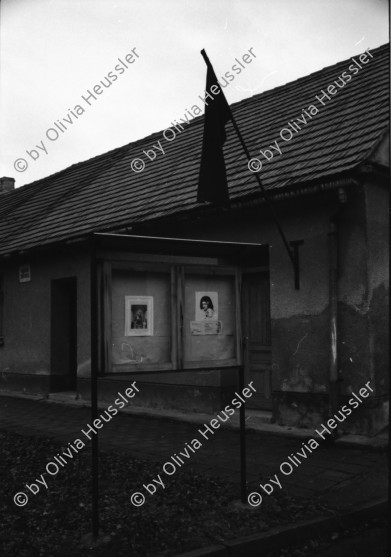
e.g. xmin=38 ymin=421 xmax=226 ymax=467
xmin=337 ymin=186 xmax=372 ymax=394
xmin=267 ymin=207 xmax=330 ymax=398
xmin=364 ymin=180 xmax=389 ymax=396
xmin=138 ymin=185 xmax=388 ymax=432
xmin=334 ymin=179 xmax=389 ymax=433
xmin=0 ymin=249 xmax=90 ymax=392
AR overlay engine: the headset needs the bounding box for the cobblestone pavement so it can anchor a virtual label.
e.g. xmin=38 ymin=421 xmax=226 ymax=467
xmin=0 ymin=396 xmax=387 ymax=508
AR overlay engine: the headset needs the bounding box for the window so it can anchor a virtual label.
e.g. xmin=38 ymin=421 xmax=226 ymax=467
xmin=111 ymin=268 xmax=173 ymax=370
xmin=105 ymin=262 xmax=242 ymax=373
xmin=183 ymin=269 xmax=238 ymax=367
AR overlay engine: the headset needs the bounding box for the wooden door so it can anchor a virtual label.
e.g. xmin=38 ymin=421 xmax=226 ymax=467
xmin=51 ymin=277 xmax=77 ymax=391
xmin=242 ymin=272 xmax=272 ymax=409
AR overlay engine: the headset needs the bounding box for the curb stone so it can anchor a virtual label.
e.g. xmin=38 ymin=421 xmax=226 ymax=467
xmin=175 ymin=499 xmax=387 ymax=557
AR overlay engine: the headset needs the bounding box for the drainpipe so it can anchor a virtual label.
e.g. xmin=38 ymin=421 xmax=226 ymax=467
xmin=328 ymin=187 xmax=347 ymax=422
xmin=328 ymin=217 xmax=339 ymax=419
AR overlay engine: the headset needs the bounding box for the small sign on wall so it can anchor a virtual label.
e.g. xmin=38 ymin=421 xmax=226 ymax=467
xmin=190 ymin=320 xmax=222 ymax=335
xmin=19 ymin=265 xmax=31 ymax=283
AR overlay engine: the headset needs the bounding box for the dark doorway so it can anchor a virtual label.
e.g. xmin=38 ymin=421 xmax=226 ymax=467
xmin=242 ymin=271 xmax=272 ymax=409
xmin=50 ymin=277 xmax=77 ymax=391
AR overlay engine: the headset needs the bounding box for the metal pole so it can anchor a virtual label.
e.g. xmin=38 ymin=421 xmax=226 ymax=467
xmin=239 ymin=364 xmax=247 ymax=503
xmin=328 ymin=218 xmax=339 ymax=418
xmin=229 ymin=116 xmax=296 ymax=274
xmin=90 ymin=237 xmax=99 ymax=538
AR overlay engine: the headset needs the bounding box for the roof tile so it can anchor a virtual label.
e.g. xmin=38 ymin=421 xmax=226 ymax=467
xmin=0 ymin=44 xmax=389 ymax=255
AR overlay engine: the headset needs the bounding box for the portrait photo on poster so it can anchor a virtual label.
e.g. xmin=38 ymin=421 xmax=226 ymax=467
xmin=195 ymin=291 xmax=218 ymax=321
xmin=125 ymin=295 xmax=153 ymax=336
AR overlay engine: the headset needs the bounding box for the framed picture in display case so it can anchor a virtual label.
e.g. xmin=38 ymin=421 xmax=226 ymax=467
xmin=125 ymin=295 xmax=153 ymax=336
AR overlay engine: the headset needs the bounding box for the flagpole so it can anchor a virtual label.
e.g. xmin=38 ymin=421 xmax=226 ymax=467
xmin=228 ymin=110 xmax=298 ymax=278
xmin=200 ymin=50 xmax=299 ymax=288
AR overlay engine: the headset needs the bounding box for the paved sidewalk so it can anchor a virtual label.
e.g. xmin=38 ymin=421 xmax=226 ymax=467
xmin=0 ymin=395 xmax=387 ymax=509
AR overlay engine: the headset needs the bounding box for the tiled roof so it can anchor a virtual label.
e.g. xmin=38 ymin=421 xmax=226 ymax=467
xmin=0 ymin=44 xmax=389 ymax=256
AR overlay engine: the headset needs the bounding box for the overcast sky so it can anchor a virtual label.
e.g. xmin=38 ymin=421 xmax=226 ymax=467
xmin=0 ymin=0 xmax=389 ymax=188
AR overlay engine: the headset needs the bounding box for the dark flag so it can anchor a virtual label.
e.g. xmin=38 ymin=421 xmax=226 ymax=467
xmin=197 ymin=49 xmax=232 ymax=206
xmin=196 ymin=51 xmax=298 ymax=288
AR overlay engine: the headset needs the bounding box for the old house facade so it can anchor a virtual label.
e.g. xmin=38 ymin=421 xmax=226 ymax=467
xmin=0 ymin=44 xmax=389 ymax=435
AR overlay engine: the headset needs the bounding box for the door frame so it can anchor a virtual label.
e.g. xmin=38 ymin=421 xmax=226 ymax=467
xmin=241 ymin=268 xmax=272 ymax=410
xmin=50 ymin=276 xmax=78 ymax=391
